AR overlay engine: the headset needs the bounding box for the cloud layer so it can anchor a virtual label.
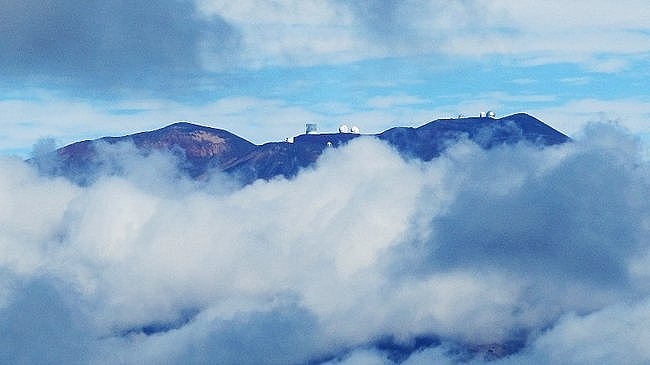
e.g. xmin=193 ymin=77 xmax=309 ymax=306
xmin=3 ymin=0 xmax=649 ymax=91
xmin=0 ymin=0 xmax=240 ymax=90
xmin=1 ymin=123 xmax=649 ymax=364
xmin=204 ymin=0 xmax=650 ymax=68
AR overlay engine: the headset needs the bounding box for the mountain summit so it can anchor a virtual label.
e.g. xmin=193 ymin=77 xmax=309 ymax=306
xmin=46 ymin=113 xmax=569 ymax=185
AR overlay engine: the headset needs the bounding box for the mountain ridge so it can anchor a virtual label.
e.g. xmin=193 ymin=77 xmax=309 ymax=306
xmin=46 ymin=113 xmax=570 ymax=185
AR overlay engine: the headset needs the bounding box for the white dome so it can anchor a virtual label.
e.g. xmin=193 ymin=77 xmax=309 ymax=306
xmin=339 ymin=124 xmax=350 ymax=133
xmin=350 ymin=126 xmax=360 ymax=134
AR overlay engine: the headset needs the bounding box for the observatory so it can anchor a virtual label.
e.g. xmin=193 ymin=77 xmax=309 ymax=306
xmin=306 ymin=123 xmax=318 ymax=134
xmin=338 ymin=124 xmax=361 ymax=134
xmin=480 ymin=111 xmax=496 ymax=118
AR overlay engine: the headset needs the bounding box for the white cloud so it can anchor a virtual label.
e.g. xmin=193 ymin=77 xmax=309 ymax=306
xmin=196 ymin=0 xmax=373 ymax=67
xmin=1 ymin=123 xmax=649 ymax=363
xmin=192 ymin=0 xmax=650 ymax=69
xmin=493 ymin=299 xmax=650 ymax=364
xmin=531 ymin=98 xmax=650 ymax=137
xmin=0 ymin=157 xmax=79 ymax=275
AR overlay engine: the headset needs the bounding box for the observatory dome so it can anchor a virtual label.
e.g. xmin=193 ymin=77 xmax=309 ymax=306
xmin=350 ymin=126 xmax=360 ymax=134
xmin=339 ymin=124 xmax=350 ymax=133
xmin=487 ymin=110 xmax=496 ymax=118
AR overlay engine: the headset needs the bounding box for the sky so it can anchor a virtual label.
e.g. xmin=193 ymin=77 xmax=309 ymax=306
xmin=2 ymin=1 xmax=650 ymax=364
xmin=1 ymin=0 xmax=649 ymax=156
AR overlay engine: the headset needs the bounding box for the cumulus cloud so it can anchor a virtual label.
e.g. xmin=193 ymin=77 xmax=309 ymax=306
xmin=1 ymin=123 xmax=649 ymax=364
xmin=1 ymin=0 xmax=648 ymax=106
xmin=0 ymin=0 xmax=240 ymax=91
xmin=472 ymin=299 xmax=650 ymax=364
xmin=7 ymin=0 xmax=640 ymax=77
xmin=199 ymin=0 xmax=650 ymax=68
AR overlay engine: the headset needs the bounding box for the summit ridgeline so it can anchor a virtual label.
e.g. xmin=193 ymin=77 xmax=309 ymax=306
xmin=44 ymin=113 xmax=569 ymax=185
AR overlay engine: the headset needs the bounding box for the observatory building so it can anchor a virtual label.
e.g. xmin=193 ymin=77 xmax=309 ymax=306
xmin=306 ymin=123 xmax=318 ymax=134
xmin=283 ymin=122 xmax=361 ymax=143
xmin=338 ymin=124 xmax=360 ymax=134
xmin=479 ymin=111 xmax=497 ymax=118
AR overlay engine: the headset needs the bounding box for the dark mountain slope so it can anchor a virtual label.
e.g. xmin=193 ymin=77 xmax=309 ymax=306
xmin=378 ymin=113 xmax=569 ymax=161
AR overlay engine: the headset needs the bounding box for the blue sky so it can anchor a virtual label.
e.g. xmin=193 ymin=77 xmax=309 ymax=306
xmin=1 ymin=0 xmax=649 ymax=156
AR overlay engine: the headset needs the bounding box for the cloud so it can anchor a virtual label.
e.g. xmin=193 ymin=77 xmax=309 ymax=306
xmin=429 ymin=137 xmax=642 ymax=288
xmin=531 ymin=98 xmax=650 ymax=137
xmin=1 ymin=0 xmax=648 ymax=101
xmin=493 ymin=299 xmax=650 ymax=364
xmin=1 ymin=123 xmax=650 ymax=363
xmin=199 ymin=0 xmax=650 ymax=69
xmin=0 ymin=0 xmax=241 ymax=92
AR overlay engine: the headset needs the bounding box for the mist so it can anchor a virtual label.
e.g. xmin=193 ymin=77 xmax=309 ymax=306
xmin=1 ymin=123 xmax=649 ymax=364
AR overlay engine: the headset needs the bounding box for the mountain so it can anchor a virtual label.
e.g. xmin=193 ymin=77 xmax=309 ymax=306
xmin=56 ymin=122 xmax=256 ymax=180
xmin=45 ymin=113 xmax=569 ymax=185
xmin=378 ymin=113 xmax=569 ymax=161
